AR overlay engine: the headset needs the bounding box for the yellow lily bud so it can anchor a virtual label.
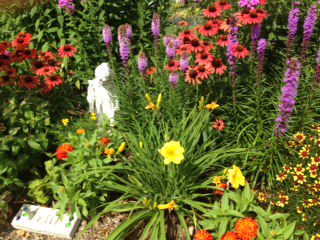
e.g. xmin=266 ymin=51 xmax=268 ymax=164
xmin=145 ymin=93 xmax=152 ymax=102
xmin=200 ymin=96 xmax=204 ymax=105
xmin=117 ymin=142 xmax=126 ymax=153
xmin=139 ymin=141 xmax=143 ymax=149
xmin=156 ymin=93 xmax=162 ymax=108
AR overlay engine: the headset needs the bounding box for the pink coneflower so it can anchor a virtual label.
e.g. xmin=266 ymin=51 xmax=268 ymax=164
xmin=214 ymin=119 xmax=225 ymax=131
xmin=47 ymin=59 xmax=62 ymax=71
xmin=231 ymin=44 xmax=250 ymax=58
xmin=185 ymin=67 xmax=201 ymax=85
xmin=39 ymin=52 xmax=55 ymax=61
xmin=179 ymin=29 xmax=195 ymax=39
xmin=218 ymin=35 xmax=229 ymax=47
xmin=207 ymin=19 xmax=222 ymax=28
xmin=12 ymin=37 xmax=30 ymax=49
xmin=187 ymin=38 xmax=204 ymax=53
xmin=196 ymin=52 xmax=214 ymax=65
xmin=23 ymin=49 xmax=37 ymax=60
xmin=18 ymin=32 xmax=32 ymax=42
xmin=197 ymin=64 xmax=213 ymax=80
xmin=58 ymin=44 xmax=77 ymax=58
xmin=198 ymin=24 xmax=219 ymax=37
xmin=36 ymin=66 xmax=56 ymax=76
xmin=202 ymin=41 xmax=215 ymax=52
xmin=164 ymin=60 xmax=180 ymax=72
xmin=45 ymin=75 xmax=63 ymax=87
xmin=176 ymin=44 xmax=193 ymax=55
xmin=19 ymin=76 xmax=40 ymax=89
xmin=241 ymin=10 xmax=264 ymax=25
xmin=209 ymin=58 xmax=227 ymax=75
xmin=203 ymin=5 xmax=222 ymax=18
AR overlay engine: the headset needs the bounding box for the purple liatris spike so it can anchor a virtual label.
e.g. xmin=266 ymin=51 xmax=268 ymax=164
xmin=314 ymin=46 xmax=320 ymax=87
xmin=275 ymin=58 xmax=301 ymax=137
xmin=102 ymin=25 xmax=112 ymax=47
xmin=58 ymin=0 xmax=75 ymax=14
xmin=257 ymin=39 xmax=267 ymax=85
xmin=227 ymin=16 xmax=238 ymax=77
xmin=169 ymin=71 xmax=179 ymax=88
xmin=251 ymin=24 xmax=261 ymax=54
xmin=118 ymin=25 xmax=131 ymax=67
xmin=173 ymin=37 xmax=182 ymax=49
xmin=166 ymin=42 xmax=176 ymax=60
xmin=152 ymin=13 xmax=161 ymax=41
xmin=138 ymin=52 xmax=148 ymax=75
xmin=180 ymin=51 xmax=189 ymax=73
xmin=164 ymin=35 xmax=173 ymax=47
xmin=286 ymin=4 xmax=300 ymax=58
xmin=124 ymin=23 xmax=132 ymax=39
xmin=301 ymin=5 xmax=318 ymax=64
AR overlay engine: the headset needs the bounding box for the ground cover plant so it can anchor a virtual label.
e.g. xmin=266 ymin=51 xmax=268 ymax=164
xmin=1 ymin=0 xmax=320 ymax=239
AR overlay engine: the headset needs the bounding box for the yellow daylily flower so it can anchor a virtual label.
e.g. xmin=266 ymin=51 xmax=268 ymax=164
xmin=228 ymin=165 xmax=245 ymax=189
xmin=204 ymin=101 xmax=219 ymax=110
xmin=157 ymin=200 xmax=177 ymax=211
xmin=62 ymin=118 xmax=69 ymax=126
xmin=159 ymin=141 xmax=184 ymax=165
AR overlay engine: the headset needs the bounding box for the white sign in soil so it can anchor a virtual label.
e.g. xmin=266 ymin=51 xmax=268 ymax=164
xmin=12 ymin=204 xmax=81 ymax=239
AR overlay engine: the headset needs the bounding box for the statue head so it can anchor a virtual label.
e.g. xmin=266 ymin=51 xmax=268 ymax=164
xmin=95 ymin=62 xmax=111 ymax=80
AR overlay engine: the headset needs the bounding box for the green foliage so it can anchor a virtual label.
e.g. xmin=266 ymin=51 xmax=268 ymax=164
xmin=200 ymin=183 xmax=306 ymax=239
xmin=0 ymin=191 xmax=13 ymax=224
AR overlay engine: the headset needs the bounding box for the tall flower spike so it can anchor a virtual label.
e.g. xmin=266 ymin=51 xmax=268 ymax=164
xmin=286 ymin=3 xmax=300 ymax=59
xmin=275 ymin=58 xmax=301 ymax=137
xmin=138 ymin=52 xmax=148 ymax=76
xmin=301 ymin=5 xmax=318 ymax=65
xmin=313 ymin=45 xmax=320 ymax=89
xmin=252 ymin=24 xmax=261 ymax=55
xmin=169 ymin=72 xmax=179 ymax=88
xmin=257 ymin=39 xmax=267 ymax=86
xmin=238 ymin=0 xmax=260 ymax=8
xmin=124 ymin=23 xmax=132 ymax=39
xmin=180 ymin=51 xmax=189 ymax=73
xmin=166 ymin=42 xmax=176 ymax=60
xmin=152 ymin=13 xmax=161 ymax=41
xmin=102 ymin=25 xmax=112 ymax=48
xmin=118 ymin=25 xmax=131 ymax=67
xmin=58 ymin=0 xmax=75 ymax=14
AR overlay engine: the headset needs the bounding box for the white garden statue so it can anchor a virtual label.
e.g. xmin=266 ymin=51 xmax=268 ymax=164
xmin=87 ymin=62 xmax=118 ymax=125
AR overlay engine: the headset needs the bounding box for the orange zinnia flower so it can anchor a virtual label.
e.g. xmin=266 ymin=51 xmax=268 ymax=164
xmin=76 ymin=128 xmax=85 ymax=135
xmin=100 ymin=137 xmax=111 ymax=146
xmin=221 ymin=232 xmax=239 ymax=240
xmin=56 ymin=144 xmax=75 ymax=160
xmin=235 ymin=218 xmax=259 ymax=240
xmin=214 ymin=183 xmax=227 ymax=196
xmin=194 ymin=230 xmax=213 ymax=240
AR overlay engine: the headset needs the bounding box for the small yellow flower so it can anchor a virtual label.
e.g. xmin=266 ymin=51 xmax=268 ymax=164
xmin=145 ymin=93 xmax=152 ymax=102
xmin=156 ymin=93 xmax=162 ymax=108
xmin=159 ymin=141 xmax=185 ymax=165
xmin=145 ymin=102 xmax=158 ymax=110
xmin=298 ymin=148 xmax=309 ymax=159
xmin=296 ymin=206 xmax=303 ymax=214
xmin=293 ymin=173 xmax=307 ymax=184
xmin=117 ymin=142 xmax=126 ymax=153
xmin=302 ymin=213 xmax=307 ymax=222
xmin=213 ymin=176 xmax=223 ymax=185
xmin=204 ymin=101 xmax=219 ymax=110
xmin=91 ymin=112 xmax=97 ymax=120
xmin=157 ymin=200 xmax=177 ymax=211
xmin=62 ymin=118 xmax=69 ymax=126
xmin=104 ymin=148 xmax=115 ymax=158
xmin=294 ymin=132 xmax=306 ymax=142
xmin=258 ymin=192 xmax=267 ymax=203
xmin=76 ymin=128 xmax=85 ymax=135
xmin=276 ymin=194 xmax=289 ymax=207
xmin=276 ymin=172 xmax=288 ymax=182
xmin=227 ymin=165 xmax=245 ymax=189
xmin=311 ymin=234 xmax=320 ymax=240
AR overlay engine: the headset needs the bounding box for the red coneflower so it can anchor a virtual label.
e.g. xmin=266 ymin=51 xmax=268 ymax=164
xmin=210 ymin=58 xmax=227 ymax=75
xmin=19 ymin=75 xmax=40 ymax=89
xmin=31 ymin=60 xmax=45 ymax=72
xmin=146 ymin=67 xmax=157 ymax=75
xmin=198 ymin=24 xmax=219 ymax=37
xmin=45 ymin=75 xmax=63 ymax=87
xmin=47 ymin=59 xmax=62 ymax=71
xmin=196 ymin=52 xmax=214 ymax=65
xmin=256 ymin=8 xmax=269 ymax=19
xmin=237 ymin=8 xmax=251 ymax=24
xmin=36 ymin=66 xmax=56 ymax=76
xmin=5 ymin=68 xmax=17 ymax=77
xmin=0 ymin=60 xmax=8 ymax=70
xmin=176 ymin=44 xmax=192 ymax=55
xmin=241 ymin=10 xmax=264 ymax=25
xmin=0 ymin=75 xmax=12 ymax=86
xmin=215 ymin=0 xmax=232 ymax=11
xmin=56 ymin=144 xmax=75 ymax=160
xmin=12 ymin=37 xmax=30 ymax=49
xmin=23 ymin=49 xmax=37 ymax=60
xmin=179 ymin=29 xmax=195 ymax=39
xmin=178 ymin=21 xmax=189 ymax=26
xmin=231 ymin=44 xmax=250 ymax=58
xmin=164 ymin=60 xmax=180 ymax=72
xmin=0 ymin=41 xmax=11 ymax=53
xmin=207 ymin=19 xmax=223 ymax=28
xmin=0 ymin=53 xmax=11 ymax=64
xmin=11 ymin=49 xmax=26 ymax=63
xmin=202 ymin=41 xmax=215 ymax=52
xmin=214 ymin=119 xmax=225 ymax=131
xmin=185 ymin=67 xmax=201 ymax=85
xmin=39 ymin=51 xmax=55 ymax=61
xmin=58 ymin=44 xmax=77 ymax=58
xmin=187 ymin=38 xmax=204 ymax=53
xmin=197 ymin=64 xmax=213 ymax=80
xmin=40 ymin=84 xmax=54 ymax=95
xmin=217 ymin=35 xmax=229 ymax=47
xmin=18 ymin=32 xmax=32 ymax=42
xmin=203 ymin=5 xmax=222 ymax=18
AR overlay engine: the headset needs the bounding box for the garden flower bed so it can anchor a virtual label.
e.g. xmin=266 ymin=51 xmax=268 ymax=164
xmin=0 ymin=0 xmax=320 ymax=239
